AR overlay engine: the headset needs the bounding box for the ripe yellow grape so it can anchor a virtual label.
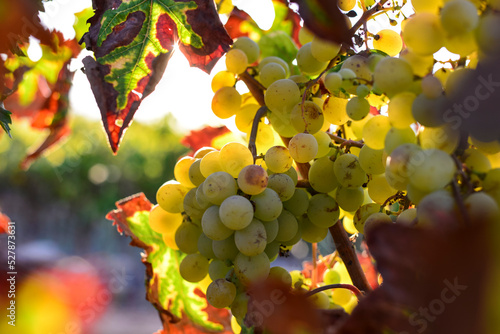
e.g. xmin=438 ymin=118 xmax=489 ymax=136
xmin=298 ymin=26 xmax=314 ymax=45
xmin=373 ymin=57 xmax=414 ymax=97
xmin=200 ymin=150 xmax=224 ymax=178
xmin=194 ymin=147 xmax=216 ymax=159
xmin=444 ymin=31 xmax=477 ymax=57
xmin=288 ymin=133 xmax=318 ymax=163
xmin=296 ymin=42 xmax=328 ymax=76
xmin=156 ymin=180 xmax=189 ymax=213
xmin=212 ymin=87 xmax=241 ymax=119
xmin=419 ymin=125 xmax=459 ymax=154
xmin=258 ymin=56 xmax=290 ymax=77
xmin=367 ymin=174 xmax=398 ymax=204
xmin=440 ymin=0 xmax=479 ymax=35
xmin=323 ymin=96 xmax=349 ymax=125
xmin=310 ymin=36 xmax=340 ymax=62
xmin=372 ymin=29 xmax=403 ymax=57
xmin=211 ymin=71 xmax=235 ymax=93
xmin=400 ymin=50 xmax=434 ymax=77
xmin=174 ymin=156 xmax=196 ymax=188
xmin=338 ymin=0 xmax=356 ymax=11
xmin=265 ymin=146 xmax=294 ymax=173
xmin=402 ymin=13 xmax=445 ymax=56
xmin=411 ymin=0 xmax=443 ymax=14
xmin=235 ymin=104 xmax=259 ymax=133
xmin=264 ymin=79 xmax=301 ymax=114
xmin=219 ymin=142 xmax=254 ymax=177
xmin=233 ymin=37 xmax=260 ymax=64
xmin=362 ymin=115 xmax=392 ymax=150
xmin=388 ymin=92 xmax=416 ymax=129
xmin=225 ymin=48 xmax=248 ymax=74
xmin=249 ymin=121 xmax=275 ymax=154
xmin=341 ymin=55 xmax=373 ymax=84
xmin=259 ymin=62 xmax=286 ymax=88
xmin=149 ymin=204 xmax=183 ymax=235
xmin=290 ymin=101 xmax=324 ymax=134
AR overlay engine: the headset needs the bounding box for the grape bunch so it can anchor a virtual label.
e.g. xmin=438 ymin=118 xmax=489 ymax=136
xmin=151 ymin=0 xmax=500 ymax=331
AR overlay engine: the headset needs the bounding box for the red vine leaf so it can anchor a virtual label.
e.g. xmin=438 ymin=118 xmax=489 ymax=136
xmin=224 ymin=7 xmax=257 ymax=40
xmin=289 ymin=0 xmax=352 ymax=46
xmin=81 ymin=0 xmax=231 ymax=153
xmin=180 ymin=125 xmax=231 ymax=154
xmin=0 ymin=211 xmax=11 ymax=234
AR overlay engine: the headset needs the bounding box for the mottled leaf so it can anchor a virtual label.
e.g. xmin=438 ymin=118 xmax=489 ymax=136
xmin=0 ymin=104 xmax=12 ymax=137
xmin=180 ymin=125 xmax=231 ymax=154
xmin=82 ymin=0 xmax=231 ymax=153
xmin=258 ymin=31 xmax=297 ymax=64
xmin=106 ymin=193 xmax=232 ymax=333
xmin=290 ymin=0 xmax=352 ymax=46
xmin=224 ymin=7 xmax=259 ymax=40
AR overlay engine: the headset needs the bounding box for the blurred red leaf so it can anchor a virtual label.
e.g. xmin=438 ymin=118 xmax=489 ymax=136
xmin=0 ymin=211 xmax=10 ymax=234
xmin=290 ymin=0 xmax=352 ymax=46
xmin=181 ymin=125 xmax=231 ymax=154
xmin=224 ymin=7 xmax=256 ymax=40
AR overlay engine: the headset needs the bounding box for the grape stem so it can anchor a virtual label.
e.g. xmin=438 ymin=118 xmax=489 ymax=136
xmin=296 ymin=179 xmax=312 ymax=189
xmin=327 ymin=133 xmax=364 ymax=150
xmin=239 ymin=71 xmax=266 ymax=106
xmin=305 ymin=283 xmax=364 ymax=299
xmin=312 ymin=243 xmax=318 ymax=288
xmin=248 ymin=106 xmax=268 ymax=160
xmin=348 ymin=0 xmax=391 ymax=39
xmin=329 ymin=222 xmax=373 ymax=293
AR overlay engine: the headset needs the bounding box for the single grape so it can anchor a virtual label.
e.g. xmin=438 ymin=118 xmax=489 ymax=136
xmin=290 ymin=101 xmax=325 ymax=134
xmin=219 ymin=195 xmax=254 ymax=230
xmin=411 ymin=94 xmax=448 ymax=127
xmin=200 ymin=151 xmax=224 ymax=178
xmin=269 ymin=266 xmax=293 ymax=288
xmin=263 ymin=218 xmax=279 ymax=244
xmin=440 ymin=0 xmax=479 ymax=35
xmin=408 ymin=149 xmax=456 ymax=192
xmin=309 ymin=156 xmax=339 ymax=193
xmin=387 ymin=92 xmax=416 ymax=129
xmin=307 ymin=194 xmax=340 ymax=228
xmin=230 ymin=292 xmax=249 ymax=321
xmin=211 ymin=71 xmax=235 ymax=93
xmin=175 ymin=222 xmax=202 ymax=254
xmin=346 ymin=96 xmax=370 ymax=121
xmin=183 ymin=187 xmax=207 ymax=221
xmin=212 ymin=235 xmax=240 ymax=261
xmin=260 ymin=62 xmax=287 ymax=88
xmin=323 ymin=268 xmax=341 ymax=285
xmin=323 ymin=96 xmax=349 ymax=126
xmin=156 ymin=180 xmax=188 ymax=213
xmin=235 ymin=104 xmax=259 ymax=133
xmin=212 ymin=86 xmax=241 ymax=119
xmin=373 ymin=57 xmax=414 ymax=97
xmin=416 ymin=190 xmax=456 ymax=226
xmin=208 ymin=259 xmax=232 ymax=281
xmin=267 ymin=173 xmax=295 ymax=201
xmin=353 ymin=203 xmax=381 ymax=234
xmin=283 ymin=188 xmax=310 ymax=216
xmin=300 ymin=216 xmax=329 ymax=243
xmin=234 ymin=252 xmax=271 ymax=285
xmin=198 ymin=233 xmax=216 ymax=259
xmin=149 ymin=204 xmax=183 ymax=235
xmin=233 ymin=36 xmax=260 ymax=63
xmin=264 ymin=79 xmax=301 ymax=114
xmin=189 ymin=159 xmax=206 ymax=186
xmin=384 ymin=127 xmax=417 ymax=155
xmin=402 ymin=13 xmax=445 ymax=56
xmin=206 ymin=279 xmax=237 ymax=308
xmin=179 ymin=253 xmax=209 ymax=282
xmin=333 ymin=154 xmax=368 ymax=188
xmin=464 ymin=192 xmax=500 ymax=224
xmin=203 ymin=171 xmax=238 ymax=205
xmin=265 ymin=146 xmax=294 ymax=173
xmin=367 ymin=174 xmax=398 ymax=205
xmin=234 ymin=218 xmax=267 ymax=256
xmin=226 ymin=48 xmax=248 ymax=74
xmin=324 ymin=72 xmax=342 ymax=93
xmin=335 ymin=186 xmax=364 ymax=212
xmin=314 ymin=131 xmax=333 ymax=158
xmin=296 ymin=42 xmax=328 ymax=75
xmin=251 ymin=188 xmax=283 ymax=221
xmin=289 ymin=133 xmax=319 ymax=163
xmin=310 ymin=37 xmax=341 ymax=62
xmin=362 ymin=115 xmax=391 ymax=150
xmin=237 ymin=164 xmax=268 ymax=195
xmin=219 ymin=142 xmax=254 ymax=178
xmin=258 ymin=56 xmax=290 ymax=77
xmin=359 ymin=145 xmax=385 ymax=175
xmin=338 ymin=0 xmax=356 ymax=11
xmin=275 ymin=210 xmax=299 ymax=242
xmin=372 ymin=29 xmax=403 ymax=57
xmin=396 ymin=208 xmax=417 ymax=225
xmin=201 ymin=205 xmax=234 ymax=241
xmin=364 ymin=212 xmax=393 ymax=234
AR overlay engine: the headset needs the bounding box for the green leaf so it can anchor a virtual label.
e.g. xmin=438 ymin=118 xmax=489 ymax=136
xmin=106 ymin=193 xmax=231 ymax=333
xmin=258 ymin=31 xmax=298 ymax=64
xmin=0 ymin=104 xmax=12 ymax=138
xmin=82 ymin=0 xmax=231 ymax=153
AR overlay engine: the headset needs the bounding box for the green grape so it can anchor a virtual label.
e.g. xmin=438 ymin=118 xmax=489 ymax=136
xmin=298 ymin=27 xmax=314 ymax=45
xmin=198 ymin=233 xmax=216 ymax=259
xmin=283 ymin=188 xmax=310 ymax=216
xmin=310 ymin=291 xmax=331 ymax=309
xmin=323 ymin=268 xmax=341 ymax=285
xmin=267 ymin=173 xmax=295 ymax=201
xmin=264 ymin=219 xmax=279 ymax=244
xmin=463 ymin=148 xmax=491 ymax=173
xmin=385 ymin=143 xmax=422 ymax=190
xmin=350 ymin=114 xmax=373 ymax=140
xmin=408 ymin=149 xmax=456 ymax=192
xmin=260 ymin=62 xmax=287 ymax=88
xmin=421 ymin=75 xmax=443 ymax=99
xmin=174 ymin=156 xmax=196 ymax=188
xmin=203 ymin=171 xmax=238 ymax=205
xmin=233 ymin=36 xmax=260 ymax=63
xmin=275 ymin=210 xmax=299 ymax=242
xmin=175 ymin=222 xmax=202 ymax=254
xmin=200 ymin=151 xmax=224 ymax=178
xmin=341 ymin=55 xmax=373 ymax=84
xmin=367 ymin=174 xmax=398 ymax=205
xmin=384 ymin=127 xmax=417 ymax=155
xmin=323 ymin=96 xmax=349 ymax=126
xmin=307 ymin=194 xmax=340 ymax=228
xmin=359 ymin=145 xmax=385 ymax=175
xmin=300 ymin=217 xmax=329 ymax=243
xmin=201 ymin=205 xmax=234 ymax=241
xmin=364 ymin=212 xmax=393 ymax=234
xmin=149 ymin=204 xmax=183 ymax=234
xmin=372 ymin=29 xmax=403 ymax=57
xmin=339 ymin=68 xmax=357 ymax=93
xmin=234 ymin=218 xmax=267 ymax=256
xmin=269 ymin=266 xmax=293 ymax=288
xmin=310 ymin=36 xmax=340 ymax=62
xmin=230 ymin=292 xmax=249 ymax=320
xmin=196 ymin=182 xmax=212 ymax=208
xmin=411 ymin=0 xmax=443 ymax=14
xmin=211 ymin=71 xmax=235 ymax=93
xmin=237 ymin=164 xmax=268 ymax=196
xmin=296 ymin=42 xmax=328 ymax=75
xmin=483 ymin=169 xmax=500 ymax=205
xmin=309 ymin=156 xmax=339 ymax=193
xmin=353 ymin=203 xmax=381 ymax=234
xmin=373 ymin=57 xmax=414 ymax=97
xmin=444 ymin=31 xmax=477 ymax=57
xmin=402 ymin=13 xmax=445 ymax=56
xmin=234 ymin=252 xmax=271 ymax=285
xmin=475 ymin=13 xmax=500 ymax=57
xmin=416 ymin=190 xmax=456 ymax=226
xmin=251 ymin=188 xmax=283 ymax=221
xmin=219 ymin=195 xmax=254 ymax=230
xmin=290 ymin=101 xmax=325 ymax=134
xmin=209 ymin=259 xmax=232 ymax=280
xmin=264 ymin=241 xmax=281 ymax=261
xmin=265 ymin=146 xmax=294 ymax=173
xmin=290 ymin=270 xmax=306 ymax=289
xmin=289 ymin=133 xmax=318 ymax=163
xmin=194 ymin=147 xmax=216 ymax=159
xmin=235 ymin=104 xmax=259 ymax=133
xmin=226 ymin=48 xmax=248 ymax=74
xmin=324 ymin=72 xmax=342 ymax=93
xmin=362 ymin=115 xmax=391 ymax=150
xmin=188 ymin=159 xmax=206 ymax=186
xmin=346 ymin=96 xmax=370 ymax=121
xmin=280 ymin=224 xmax=303 ymax=246
xmin=212 ymin=86 xmax=241 ymax=119
xmin=179 ymin=253 xmax=209 ymax=282
xmin=356 ymin=84 xmax=371 ymax=99
xmin=440 ymin=0 xmax=478 ymax=35
xmin=333 ymin=154 xmax=368 ymax=188
xmin=212 ymin=235 xmax=240 ymax=261
xmin=396 ymin=208 xmax=417 ymax=225
xmin=471 ymin=137 xmax=500 ymax=155
xmin=314 ymin=131 xmax=333 ymax=158
xmin=399 ymin=49 xmax=434 ymax=78
xmin=331 ymin=288 xmax=353 ymax=306
xmin=206 ymin=279 xmax=237 ymax=308
xmin=335 ymin=186 xmax=364 ymax=212
xmin=219 ymin=142 xmax=254 ymax=178
xmin=277 ymin=166 xmax=299 ymax=186
xmin=406 ymin=182 xmax=429 ymax=205
xmin=183 ymin=187 xmax=207 ymax=221
xmin=338 ymin=0 xmax=356 ymax=11
xmin=267 ymin=109 xmax=298 ymax=138
xmin=411 ymin=94 xmax=447 ymax=127
xmin=388 ymin=92 xmax=417 ymax=129
xmin=156 ymin=180 xmax=188 ymax=214
xmin=258 ymin=56 xmax=290 ymax=77
xmin=464 ymin=192 xmax=500 ymax=224
xmin=264 ymin=79 xmax=301 ymax=114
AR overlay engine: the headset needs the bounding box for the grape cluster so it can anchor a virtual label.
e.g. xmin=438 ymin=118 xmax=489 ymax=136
xmin=151 ymin=0 xmax=500 ymax=330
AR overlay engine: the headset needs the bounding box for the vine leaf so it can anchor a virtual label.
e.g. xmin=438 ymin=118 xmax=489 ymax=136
xmin=106 ymin=193 xmax=232 ymax=333
xmin=180 ymin=125 xmax=231 ymax=154
xmin=0 ymin=211 xmax=11 ymax=234
xmin=0 ymin=105 xmax=12 ymax=138
xmin=290 ymin=0 xmax=352 ymax=46
xmin=81 ymin=0 xmax=231 ymax=153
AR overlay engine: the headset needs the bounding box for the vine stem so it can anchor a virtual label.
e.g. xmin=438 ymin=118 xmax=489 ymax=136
xmin=329 ymin=222 xmax=373 ymax=293
xmin=348 ymin=0 xmax=391 ymax=38
xmin=327 ymin=133 xmax=364 ymax=149
xmin=306 ymin=283 xmax=363 ymax=299
xmin=248 ymin=106 xmax=268 ymax=160
xmin=311 ymin=243 xmax=318 ymax=288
